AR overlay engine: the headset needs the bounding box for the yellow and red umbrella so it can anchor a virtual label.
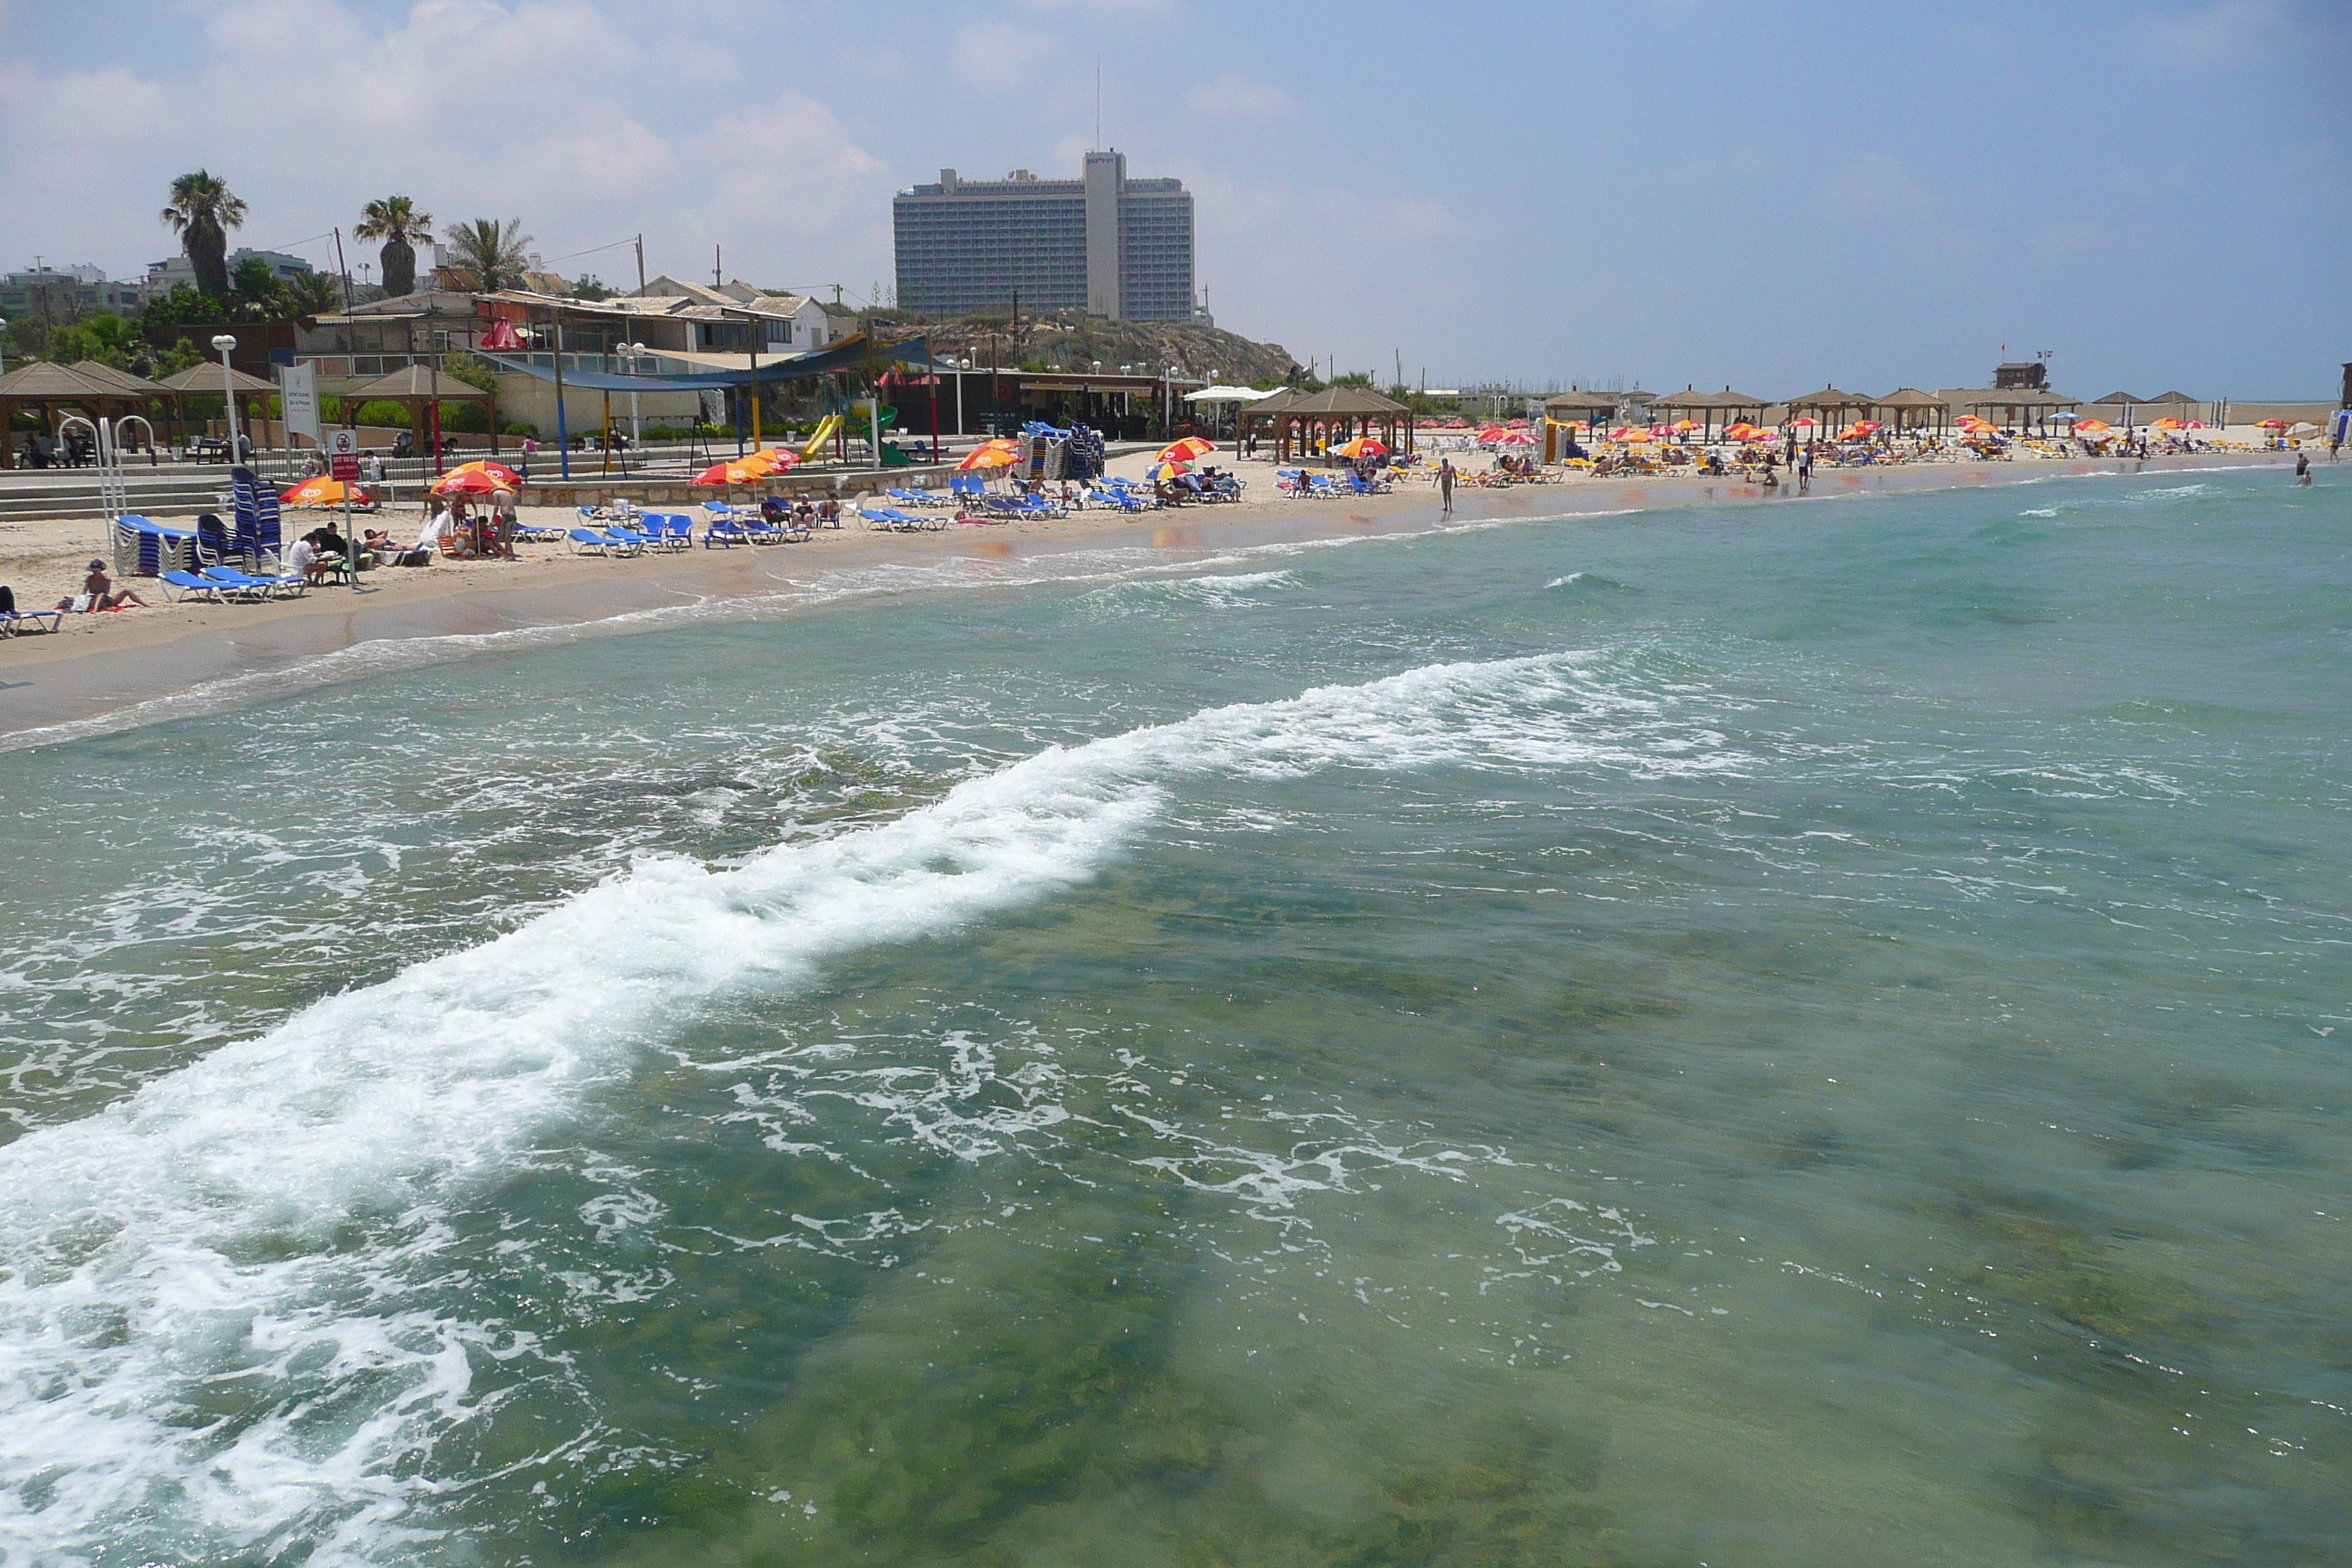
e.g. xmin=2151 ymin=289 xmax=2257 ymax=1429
xmin=2149 ymin=418 xmax=2183 ymax=430
xmin=1723 ymin=422 xmax=1765 ymax=442
xmin=444 ymin=459 xmax=524 ymax=489
xmin=1333 ymin=436 xmax=1389 ymax=459
xmin=282 ymin=476 xmax=364 ymax=507
xmin=1145 ymin=459 xmax=1193 ymax=483
xmin=1851 ymin=420 xmax=1881 ymax=436
xmin=959 ymin=440 xmax=1024 ymax=471
xmin=431 ymin=469 xmax=506 ymax=496
xmin=2258 ymin=418 xmax=2287 ymax=430
xmin=2077 ymin=418 xmax=2111 ymax=435
xmin=1158 ymin=436 xmax=1216 ymax=462
xmin=1671 ymin=419 xmax=1700 ymax=434
xmin=691 ymin=460 xmax=768 ymax=486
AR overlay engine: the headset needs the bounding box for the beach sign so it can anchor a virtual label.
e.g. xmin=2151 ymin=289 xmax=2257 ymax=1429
xmin=279 ymin=362 xmax=322 ymax=445
xmin=327 ymin=428 xmax=361 ymax=484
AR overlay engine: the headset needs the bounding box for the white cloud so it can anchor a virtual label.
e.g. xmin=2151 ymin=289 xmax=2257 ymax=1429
xmin=0 ymin=0 xmax=892 ymax=289
xmin=1186 ymin=73 xmax=1294 ymax=120
xmin=1809 ymin=153 xmax=1934 ymax=218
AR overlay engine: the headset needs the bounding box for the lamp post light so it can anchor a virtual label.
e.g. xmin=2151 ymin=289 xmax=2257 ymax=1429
xmin=624 ymin=342 xmax=647 ymax=449
xmin=211 ymin=334 xmax=241 ymax=462
xmin=0 ymin=314 xmax=9 ymax=377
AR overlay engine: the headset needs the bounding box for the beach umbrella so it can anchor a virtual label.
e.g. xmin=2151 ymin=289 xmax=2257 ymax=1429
xmin=691 ymin=460 xmax=767 ymax=486
xmin=1723 ymin=422 xmax=1765 ymax=441
xmin=1476 ymin=425 xmax=1509 ymax=442
xmin=1852 ymin=420 xmax=1881 ymax=435
xmin=2149 ymin=418 xmax=2183 ymax=430
xmin=734 ymin=448 xmax=800 ymax=475
xmin=445 ymin=459 xmax=524 ymax=488
xmin=282 ymin=476 xmax=363 ymax=507
xmin=959 ymin=440 xmax=1023 ymax=471
xmin=1333 ymin=436 xmax=1389 ymax=459
xmin=1490 ymin=430 xmax=1535 ymax=446
xmin=2258 ymin=419 xmax=2287 ymax=430
xmin=1145 ymin=459 xmax=1193 ymax=482
xmin=1791 ymin=415 xmax=1817 ymax=428
xmin=1672 ymin=419 xmax=1700 ymax=433
xmin=2288 ymin=421 xmax=2320 ymax=437
xmin=1158 ymin=436 xmax=1216 ymax=462
xmin=431 ymin=469 xmax=505 ymax=496
xmin=2077 ymin=419 xmax=2111 ymax=435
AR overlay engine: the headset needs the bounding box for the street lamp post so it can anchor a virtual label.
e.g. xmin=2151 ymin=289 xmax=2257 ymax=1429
xmin=624 ymin=342 xmax=646 ymax=450
xmin=0 ymin=314 xmax=9 ymax=377
xmin=211 ymin=334 xmax=240 ymax=463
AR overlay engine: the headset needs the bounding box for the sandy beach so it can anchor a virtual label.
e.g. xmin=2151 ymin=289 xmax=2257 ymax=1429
xmin=0 ymin=445 xmax=2298 ymax=744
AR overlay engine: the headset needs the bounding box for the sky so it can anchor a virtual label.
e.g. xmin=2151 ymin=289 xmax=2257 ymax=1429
xmin=3 ymin=0 xmax=2346 ymax=396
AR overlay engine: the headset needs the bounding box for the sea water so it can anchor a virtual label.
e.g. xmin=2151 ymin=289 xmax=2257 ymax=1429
xmin=0 ymin=470 xmax=2345 ymax=1566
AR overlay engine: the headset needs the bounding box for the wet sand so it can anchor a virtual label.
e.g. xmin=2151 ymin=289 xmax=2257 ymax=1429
xmin=0 ymin=449 xmax=2292 ymax=745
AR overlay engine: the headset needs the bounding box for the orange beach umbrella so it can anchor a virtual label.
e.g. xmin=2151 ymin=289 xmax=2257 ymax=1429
xmin=282 ymin=476 xmax=363 ymax=507
xmin=691 ymin=460 xmax=768 ymax=486
xmin=959 ymin=440 xmax=1023 ymax=470
xmin=431 ymin=469 xmax=506 ymax=496
xmin=443 ymin=459 xmax=524 ymax=489
xmin=1333 ymin=436 xmax=1388 ymax=459
xmin=1158 ymin=436 xmax=1216 ymax=462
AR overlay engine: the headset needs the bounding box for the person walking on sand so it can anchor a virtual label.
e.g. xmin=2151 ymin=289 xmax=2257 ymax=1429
xmin=1439 ymin=458 xmax=1455 ymax=514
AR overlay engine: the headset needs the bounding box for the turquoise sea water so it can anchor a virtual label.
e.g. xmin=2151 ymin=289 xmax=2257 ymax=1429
xmin=1 ymin=469 xmax=2346 ymax=1566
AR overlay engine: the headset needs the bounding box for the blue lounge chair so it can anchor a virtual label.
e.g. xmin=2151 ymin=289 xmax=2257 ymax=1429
xmin=159 ymin=570 xmax=235 ymax=604
xmin=115 ymin=514 xmax=198 ymax=576
xmin=0 ymin=607 xmax=64 ymax=636
xmin=638 ymin=513 xmax=693 ymax=551
xmin=702 ymin=512 xmax=748 ymax=547
xmin=200 ymin=565 xmax=306 ymax=599
xmin=566 ymin=528 xmax=637 ymax=557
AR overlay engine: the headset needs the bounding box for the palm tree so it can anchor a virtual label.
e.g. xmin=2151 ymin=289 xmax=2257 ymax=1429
xmin=442 ymin=217 xmax=535 ymax=295
xmin=282 ymin=270 xmax=344 ymax=318
xmin=355 ymin=195 xmax=433 ymax=298
xmin=161 ymin=170 xmax=248 ymax=298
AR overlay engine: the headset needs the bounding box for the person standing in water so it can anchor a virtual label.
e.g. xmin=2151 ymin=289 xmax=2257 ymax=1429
xmin=2296 ymin=451 xmax=2312 ymax=486
xmin=1439 ymin=459 xmax=1455 ymax=515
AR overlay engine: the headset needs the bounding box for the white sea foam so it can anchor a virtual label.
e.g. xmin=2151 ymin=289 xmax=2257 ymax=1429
xmin=0 ymin=649 xmax=1733 ymax=1563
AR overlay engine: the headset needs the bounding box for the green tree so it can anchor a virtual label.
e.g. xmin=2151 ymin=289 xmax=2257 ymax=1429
xmin=138 ymin=284 xmax=224 ymax=326
xmin=571 ymin=274 xmax=616 ymax=301
xmin=160 ymin=169 xmax=247 ymax=298
xmin=442 ymin=216 xmax=534 ymax=294
xmin=154 ymin=338 xmax=207 ymax=377
xmin=43 ymin=313 xmax=140 ymax=369
xmin=355 ymin=195 xmax=434 ymax=298
xmin=282 ymin=271 xmax=344 ymax=318
xmin=229 ymin=256 xmax=282 ymax=320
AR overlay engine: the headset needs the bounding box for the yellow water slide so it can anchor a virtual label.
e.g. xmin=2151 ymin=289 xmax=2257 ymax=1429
xmin=799 ymin=413 xmax=843 ymax=461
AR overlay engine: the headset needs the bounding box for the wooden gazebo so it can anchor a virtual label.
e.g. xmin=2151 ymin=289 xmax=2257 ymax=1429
xmin=1248 ymin=385 xmax=1412 ymax=463
xmin=1784 ymin=385 xmax=1875 ymax=434
xmin=1650 ymin=385 xmax=1775 ymax=440
xmin=342 ymin=363 xmax=493 ymax=464
xmin=1872 ymin=388 xmax=1950 ymax=434
xmin=159 ymin=361 xmax=281 ymax=452
xmin=1962 ymin=387 xmax=2079 ymax=435
xmin=0 ymin=361 xmax=167 ymax=470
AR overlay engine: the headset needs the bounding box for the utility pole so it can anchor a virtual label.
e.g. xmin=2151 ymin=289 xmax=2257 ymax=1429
xmin=634 ymin=234 xmax=645 ymax=294
xmin=712 ymin=244 xmax=723 ymax=287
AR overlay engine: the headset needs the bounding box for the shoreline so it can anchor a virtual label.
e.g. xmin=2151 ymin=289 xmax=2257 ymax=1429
xmin=0 ymin=449 xmax=2294 ymax=747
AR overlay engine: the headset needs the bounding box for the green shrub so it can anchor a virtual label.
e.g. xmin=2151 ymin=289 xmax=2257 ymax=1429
xmin=353 ymin=401 xmax=410 ymax=428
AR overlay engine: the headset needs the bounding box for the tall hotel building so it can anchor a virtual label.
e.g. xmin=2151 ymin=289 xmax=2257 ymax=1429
xmin=892 ymin=151 xmax=1195 ymax=323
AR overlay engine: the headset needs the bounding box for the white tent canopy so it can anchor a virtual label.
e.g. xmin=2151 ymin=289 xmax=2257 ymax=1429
xmin=1186 ymin=385 xmax=1273 ymax=404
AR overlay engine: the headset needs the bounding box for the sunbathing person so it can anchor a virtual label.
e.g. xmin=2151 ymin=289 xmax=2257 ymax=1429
xmin=59 ymin=559 xmax=148 ymax=612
